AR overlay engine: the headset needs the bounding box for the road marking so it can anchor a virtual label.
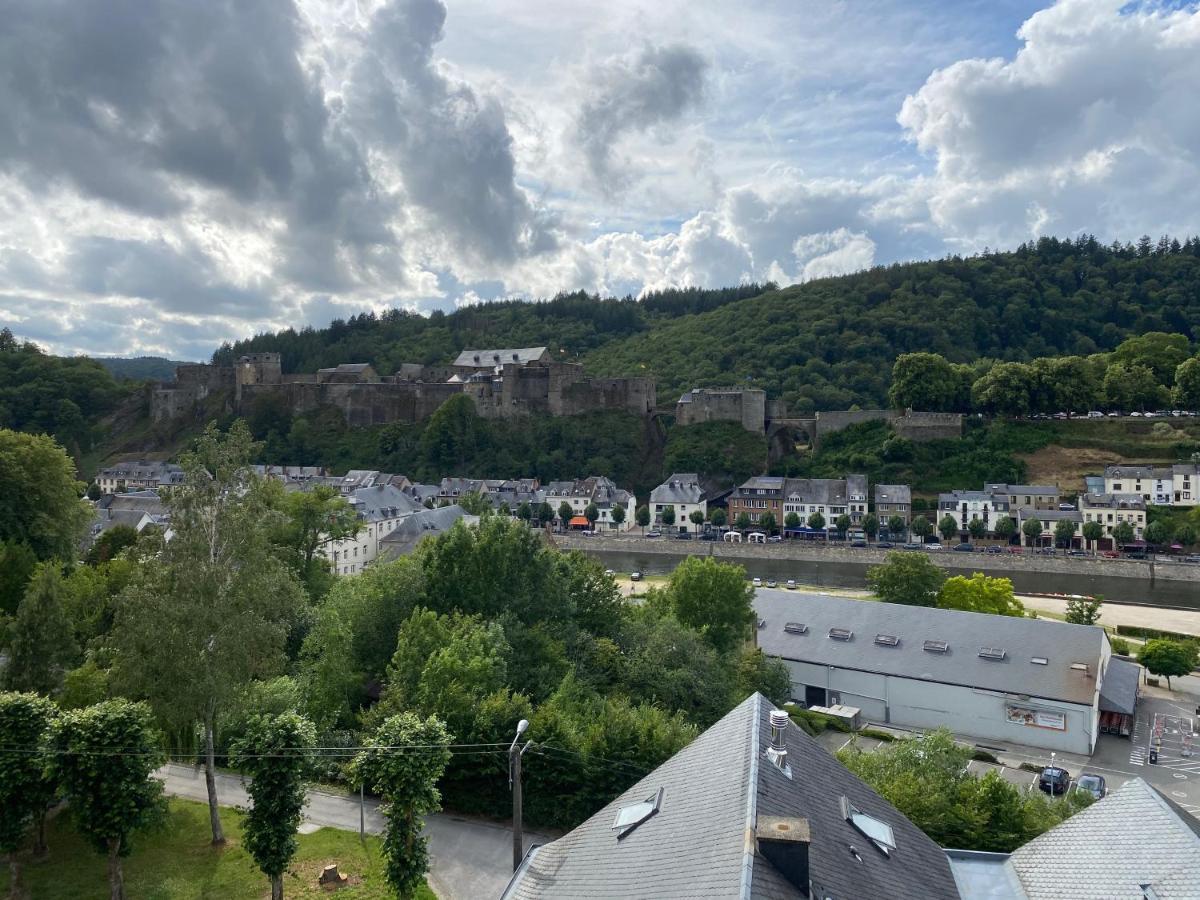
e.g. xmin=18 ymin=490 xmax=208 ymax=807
xmin=1175 ymin=773 xmax=1189 ymax=779
xmin=1173 ymin=791 xmax=1188 ymax=799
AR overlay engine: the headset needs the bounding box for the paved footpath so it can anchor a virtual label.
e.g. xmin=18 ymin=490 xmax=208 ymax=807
xmin=156 ymin=763 xmax=552 ymax=900
xmin=1015 ymin=594 xmax=1200 ymax=636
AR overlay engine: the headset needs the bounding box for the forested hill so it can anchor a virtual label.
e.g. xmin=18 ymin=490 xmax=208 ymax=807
xmin=216 ymin=235 xmax=1200 ymax=414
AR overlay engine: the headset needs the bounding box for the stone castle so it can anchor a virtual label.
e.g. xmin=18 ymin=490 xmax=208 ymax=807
xmin=152 ymin=347 xmax=657 ymax=426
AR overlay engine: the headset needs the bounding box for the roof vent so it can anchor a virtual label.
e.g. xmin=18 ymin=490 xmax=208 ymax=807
xmin=829 ymin=627 xmax=853 ymax=641
xmin=923 ymin=640 xmax=949 ymax=653
xmin=1070 ymin=662 xmax=1091 ymax=674
xmin=757 ymin=619 xmax=766 ymax=630
xmin=784 ymin=622 xmax=808 ymax=635
xmin=979 ymin=647 xmax=1007 ymax=660
xmin=1031 ymin=657 xmax=1048 ymax=665
xmin=874 ymin=634 xmax=900 ymax=647
xmin=769 ymin=710 xmax=789 ymax=750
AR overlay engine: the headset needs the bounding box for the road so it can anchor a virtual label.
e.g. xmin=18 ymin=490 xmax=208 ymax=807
xmin=156 ymin=763 xmax=552 ymax=900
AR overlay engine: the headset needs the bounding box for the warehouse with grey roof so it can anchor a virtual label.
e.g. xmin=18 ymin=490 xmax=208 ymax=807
xmin=755 ymin=591 xmax=1114 ymax=754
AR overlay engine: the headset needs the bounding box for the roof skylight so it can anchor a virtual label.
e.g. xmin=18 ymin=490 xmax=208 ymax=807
xmin=841 ymin=796 xmax=897 ymax=856
xmin=923 ymin=639 xmax=948 ymax=653
xmin=612 ymin=787 xmax=663 ymax=840
xmin=784 ymin=622 xmax=808 ymax=634
xmin=1031 ymin=656 xmax=1048 ymax=665
xmin=874 ymin=634 xmax=899 ymax=647
xmin=978 ymin=647 xmax=1007 ymax=660
xmin=829 ymin=627 xmax=853 ymax=641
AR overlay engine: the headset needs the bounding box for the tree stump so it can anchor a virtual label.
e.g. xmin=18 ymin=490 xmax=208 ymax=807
xmin=319 ymin=864 xmax=348 ymax=887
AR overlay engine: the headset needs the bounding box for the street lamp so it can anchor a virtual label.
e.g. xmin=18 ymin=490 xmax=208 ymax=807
xmin=510 ymin=719 xmax=531 ymax=872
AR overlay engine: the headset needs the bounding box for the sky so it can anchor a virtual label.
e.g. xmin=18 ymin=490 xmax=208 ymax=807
xmin=3 ymin=0 xmax=1200 ymax=360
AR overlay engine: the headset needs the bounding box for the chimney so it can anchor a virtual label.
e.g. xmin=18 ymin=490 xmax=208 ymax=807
xmin=756 ymin=816 xmax=811 ymax=896
xmin=766 ymin=709 xmax=791 ymax=776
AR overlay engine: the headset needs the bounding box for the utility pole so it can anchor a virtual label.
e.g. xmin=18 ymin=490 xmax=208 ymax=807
xmin=510 ymin=718 xmax=530 ymax=872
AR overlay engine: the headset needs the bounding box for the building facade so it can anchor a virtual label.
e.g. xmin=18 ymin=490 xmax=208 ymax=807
xmin=95 ymin=461 xmax=185 ymax=494
xmin=1079 ymin=493 xmax=1147 ymax=541
xmin=649 ymin=474 xmax=707 ymax=530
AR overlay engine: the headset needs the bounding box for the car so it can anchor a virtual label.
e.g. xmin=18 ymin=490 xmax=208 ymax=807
xmin=1106 ymin=411 xmax=1121 ymax=417
xmin=699 ymin=532 xmax=718 ymax=541
xmin=1006 ymin=546 xmax=1024 ymax=554
xmin=645 ymin=530 xmax=662 ymax=538
xmin=952 ymin=543 xmax=975 ymax=552
xmin=630 ymin=571 xmax=642 ymax=581
xmin=876 ymin=541 xmax=894 ymax=549
xmin=675 ymin=532 xmax=692 ymax=540
xmin=786 ymin=579 xmax=797 ymax=589
xmin=851 ymin=540 xmax=867 ymax=548
xmin=985 ymin=545 xmax=1002 ymax=554
xmin=1074 ymin=773 xmax=1106 ymax=800
xmin=1127 ymin=551 xmax=1148 ymax=560
xmin=1058 ymin=502 xmax=1076 ymax=511
xmin=1038 ymin=766 xmax=1071 ymax=795
xmin=767 ymin=579 xmax=778 ymax=589
xmin=1037 ymin=547 xmax=1056 ymax=555
xmin=923 ymin=543 xmax=944 ymax=551
xmin=903 ymin=542 xmax=924 ymax=551
xmin=767 ymin=535 xmax=783 ymax=543
xmin=604 ymin=569 xmax=615 ymax=576
xmin=1185 ymin=554 xmax=1200 ymax=564
xmin=752 ymin=577 xmax=763 ymax=588
xmin=1101 ymin=550 xmax=1120 ymax=558
xmin=1068 ymin=549 xmax=1087 ymax=557
xmin=1087 ymin=410 xmax=1104 ymax=418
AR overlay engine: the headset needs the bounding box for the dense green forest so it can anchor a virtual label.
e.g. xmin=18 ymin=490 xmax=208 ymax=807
xmin=217 ymin=236 xmax=1200 ymax=413
xmin=92 ymin=356 xmax=184 ymax=382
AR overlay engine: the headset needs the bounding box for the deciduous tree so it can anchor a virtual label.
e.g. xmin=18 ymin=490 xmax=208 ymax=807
xmin=887 ymin=515 xmax=907 ymax=538
xmin=910 ymin=515 xmax=932 ymax=541
xmin=709 ymin=508 xmax=726 ymax=528
xmin=937 ymin=574 xmax=1024 ymax=617
xmin=661 ymin=505 xmax=676 ymax=528
xmin=994 ymin=516 xmax=1016 ymax=542
xmin=807 ymin=511 xmax=825 ymax=531
xmin=888 ymin=353 xmax=960 ymax=412
xmin=584 ymin=503 xmax=600 ymax=528
xmin=0 ymin=692 xmax=58 ymax=896
xmin=1174 ymin=357 xmax=1200 ymax=409
xmin=863 ymin=514 xmax=879 ymax=540
xmin=635 ymin=506 xmax=650 ymax=532
xmin=938 ymin=515 xmax=959 ymax=542
xmin=1112 ymin=520 xmax=1135 ymax=545
xmin=759 ymin=512 xmax=776 ymax=534
xmin=1082 ymin=520 xmax=1104 ymax=552
xmin=1022 ymin=517 xmax=1043 ymax=547
xmin=784 ymin=512 xmax=801 ymax=529
xmin=0 ymin=430 xmax=91 ymax=561
xmin=1144 ymin=520 xmax=1170 ymax=546
xmin=867 ymin=552 xmax=946 ymax=607
xmin=1054 ymin=518 xmax=1078 ymax=548
xmin=5 ymin=562 xmax=77 ymax=694
xmin=967 ymin=517 xmax=986 ymax=540
xmin=689 ymin=509 xmax=705 ymax=528
xmin=1064 ymin=596 xmax=1102 ymax=626
xmin=662 ymin=557 xmax=755 ymax=655
xmin=835 ymin=514 xmax=852 ymax=537
xmin=1139 ymin=639 xmax=1198 ymax=690
xmin=558 ymin=501 xmax=573 ymax=526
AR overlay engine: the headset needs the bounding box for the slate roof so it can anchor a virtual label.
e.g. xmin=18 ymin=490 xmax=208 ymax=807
xmin=1079 ymin=493 xmax=1147 ymax=510
xmin=782 ymin=478 xmax=850 ymax=506
xmin=347 ymin=484 xmax=424 ymax=521
xmin=1098 ymin=657 xmax=1140 ymax=716
xmin=377 ymin=505 xmax=474 ymax=558
xmin=454 ymin=347 xmax=548 ymax=368
xmin=651 ymin=474 xmax=704 ymax=505
xmin=754 ymin=591 xmax=1107 ymax=706
xmin=1006 ymin=778 xmax=1200 ymax=899
xmin=1104 ymin=465 xmax=1174 ymax=480
xmin=985 ymin=484 xmax=1059 ymax=496
xmin=874 ymin=484 xmax=912 ymax=505
xmin=502 ymin=693 xmax=958 ymax=900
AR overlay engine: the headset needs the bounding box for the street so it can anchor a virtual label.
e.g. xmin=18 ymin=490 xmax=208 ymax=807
xmin=156 ymin=763 xmax=552 ymax=900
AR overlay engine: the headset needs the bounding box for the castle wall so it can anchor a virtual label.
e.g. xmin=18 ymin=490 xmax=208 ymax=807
xmin=892 ymin=411 xmax=963 ymax=442
xmin=676 ymin=389 xmax=765 ymax=433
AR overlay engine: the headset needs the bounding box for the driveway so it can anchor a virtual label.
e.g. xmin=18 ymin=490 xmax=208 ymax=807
xmin=156 ymin=763 xmax=553 ymax=900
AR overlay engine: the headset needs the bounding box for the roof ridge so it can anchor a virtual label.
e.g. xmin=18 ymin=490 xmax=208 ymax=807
xmin=739 ymin=692 xmax=762 ymax=900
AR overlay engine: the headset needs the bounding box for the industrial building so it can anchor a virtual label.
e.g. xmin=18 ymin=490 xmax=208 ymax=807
xmin=754 ymin=591 xmax=1115 ymax=755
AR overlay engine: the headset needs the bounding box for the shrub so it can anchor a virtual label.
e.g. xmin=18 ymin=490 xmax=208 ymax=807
xmin=1110 ymin=637 xmax=1132 ymax=656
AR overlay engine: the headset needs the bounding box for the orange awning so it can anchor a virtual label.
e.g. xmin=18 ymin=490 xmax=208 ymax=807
xmin=569 ymin=516 xmax=590 ymax=526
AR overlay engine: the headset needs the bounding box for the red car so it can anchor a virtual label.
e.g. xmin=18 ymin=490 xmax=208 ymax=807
xmin=1006 ymin=546 xmax=1024 ymax=554
xmin=1101 ymin=550 xmax=1120 ymax=558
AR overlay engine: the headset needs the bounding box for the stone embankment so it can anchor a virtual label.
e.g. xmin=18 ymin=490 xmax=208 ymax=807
xmin=556 ymin=534 xmax=1200 ymax=584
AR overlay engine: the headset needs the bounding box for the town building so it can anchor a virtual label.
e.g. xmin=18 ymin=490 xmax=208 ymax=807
xmin=949 ymin=778 xmax=1200 ymax=898
xmin=781 ymin=476 xmax=869 ymax=526
xmin=1014 ymin=507 xmax=1083 ymax=547
xmin=95 ymin=460 xmax=184 ymax=494
xmin=1079 ymin=493 xmax=1147 ymax=543
xmin=1103 ymin=463 xmax=1200 ymax=507
xmin=540 ymin=477 xmax=636 ymax=530
xmin=378 ymin=505 xmax=476 ymax=559
xmin=250 ymin=465 xmax=328 ymax=485
xmin=728 ymin=476 xmax=787 ymax=527
xmin=503 ymin=692 xmax=960 ymax=900
xmin=649 ymin=473 xmax=706 ymax=530
xmin=873 ymin=484 xmax=912 ymax=531
xmin=984 ymin=484 xmax=1061 ymax=511
xmin=755 ymin=591 xmax=1112 ymax=755
xmin=321 ymin=483 xmax=424 ymax=576
xmin=936 ymin=490 xmax=1012 ymax=536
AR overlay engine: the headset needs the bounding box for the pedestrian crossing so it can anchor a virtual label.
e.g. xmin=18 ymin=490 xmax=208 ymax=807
xmin=1129 ymin=715 xmax=1146 ymax=766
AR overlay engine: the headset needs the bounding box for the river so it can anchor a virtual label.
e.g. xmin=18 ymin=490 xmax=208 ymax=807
xmin=578 ymin=548 xmax=1200 ymax=610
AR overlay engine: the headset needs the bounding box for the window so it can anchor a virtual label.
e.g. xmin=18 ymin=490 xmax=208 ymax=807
xmin=979 ymin=647 xmax=1007 ymax=660
xmin=841 ymin=797 xmax=896 ymax=856
xmin=829 ymin=627 xmax=853 ymax=641
xmin=923 ymin=640 xmax=948 ymax=653
xmin=1031 ymin=657 xmax=1048 ymax=665
xmin=874 ymin=634 xmax=900 ymax=647
xmin=612 ymin=787 xmax=663 ymax=839
xmin=784 ymin=622 xmax=808 ymax=634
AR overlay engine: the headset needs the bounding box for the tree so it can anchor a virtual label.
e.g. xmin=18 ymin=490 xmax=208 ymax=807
xmin=967 ymin=517 xmax=986 ymax=540
xmin=1022 ymin=517 xmax=1043 ymax=548
xmin=1082 ymin=520 xmax=1104 ymax=553
xmin=1104 ymin=363 xmax=1166 ymax=411
xmin=351 ymin=713 xmax=451 ymax=900
xmin=937 ymin=574 xmax=1024 ymax=617
xmin=584 ymin=503 xmax=600 ymax=529
xmin=112 ymin=422 xmax=306 ymax=845
xmin=887 ymin=353 xmax=959 ymax=412
xmin=1054 ymin=518 xmax=1078 ymax=548
xmin=270 ymin=483 xmax=359 ymax=591
xmin=0 ymin=692 xmax=58 ymax=896
xmin=784 ymin=511 xmax=801 ymax=529
xmin=835 ymin=514 xmax=852 ymax=538
xmin=47 ymin=700 xmax=165 ymax=900
xmin=993 ymin=516 xmax=1016 ymax=542
xmin=972 ymin=362 xmax=1035 ymax=417
xmin=1144 ymin=519 xmax=1170 ymax=546
xmin=558 ymin=501 xmax=573 ymax=527
xmin=887 ymin=515 xmax=907 ymax=539
xmin=867 ymin=552 xmax=946 ymax=607
xmin=863 ymin=514 xmax=879 ymax=541
xmin=610 ymin=504 xmax=626 ymax=528
xmin=537 ymin=502 xmax=555 ymax=527
xmin=807 ymin=511 xmax=825 ymax=531
xmin=709 ymin=508 xmax=726 ymax=528
xmin=734 ymin=649 xmax=792 ymax=707
xmin=517 ymin=501 xmax=533 ymax=524
xmin=0 ymin=430 xmax=91 ymax=561
xmin=635 ymin=505 xmax=650 ymax=533
xmin=1112 ymin=332 xmax=1191 ymax=386
xmin=1064 ymin=596 xmax=1102 ymax=626
xmin=230 ymin=713 xmax=317 ymax=900
xmin=1113 ymin=520 xmax=1135 ymax=545
xmin=662 ymin=557 xmax=756 ymax=655
xmin=689 ymin=509 xmax=705 ymax=529
xmin=1139 ymin=639 xmax=1198 ymax=690
xmin=938 ymin=515 xmax=959 ymax=542
xmin=1175 ymin=522 xmax=1197 ymax=547
xmin=0 ymin=541 xmax=37 ymax=618
xmin=661 ymin=505 xmax=676 ymax=528
xmin=5 ymin=562 xmax=77 ymax=694
xmin=84 ymin=525 xmax=139 ymax=566
xmin=759 ymin=512 xmax=777 ymax=534
xmin=910 ymin=515 xmax=932 ymax=541
xmin=418 ymin=394 xmax=486 ymax=474
xmin=1174 ymin=357 xmax=1200 ymax=409
xmin=735 ymin=511 xmax=751 ymax=530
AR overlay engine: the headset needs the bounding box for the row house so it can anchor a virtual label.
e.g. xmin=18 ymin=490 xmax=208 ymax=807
xmin=1015 ymin=507 xmax=1083 ymax=547
xmin=1079 ymin=493 xmax=1147 ymax=541
xmin=936 ymin=490 xmax=1012 ymax=534
xmin=322 ymin=483 xmax=425 ymax=576
xmin=727 ymin=476 xmax=786 ymax=526
xmin=1104 ymin=463 xmax=1200 ymax=507
xmin=95 ymin=460 xmax=185 ymax=494
xmin=649 ymin=474 xmax=706 ymax=529
xmin=541 ymin=476 xmax=636 ymax=530
xmin=984 ymin=483 xmax=1060 ymax=511
xmin=874 ymin=483 xmax=912 ymax=529
xmin=781 ymin=475 xmax=868 ymax=525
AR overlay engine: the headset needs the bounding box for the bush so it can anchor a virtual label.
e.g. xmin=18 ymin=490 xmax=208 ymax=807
xmin=1019 ymin=762 xmax=1043 ymax=773
xmin=789 ymin=708 xmax=851 ymax=733
xmin=859 ymin=727 xmax=898 ymax=742
xmin=1110 ymin=637 xmax=1132 ymax=656
xmin=971 ymin=748 xmax=1000 ymax=764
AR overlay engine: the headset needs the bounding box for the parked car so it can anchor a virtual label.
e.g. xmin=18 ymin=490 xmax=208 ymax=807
xmin=1074 ymin=773 xmax=1106 ymax=800
xmin=676 ymin=532 xmax=692 ymax=540
xmin=645 ymin=530 xmax=662 ymax=538
xmin=1068 ymin=549 xmax=1087 ymax=557
xmin=985 ymin=545 xmax=1002 ymax=554
xmin=1087 ymin=410 xmax=1104 ymax=418
xmin=1058 ymin=502 xmax=1076 ymax=511
xmin=604 ymin=569 xmax=615 ymax=576
xmin=924 ymin=543 xmax=944 ymax=551
xmin=952 ymin=543 xmax=975 ymax=552
xmin=767 ymin=579 xmax=778 ymax=589
xmin=630 ymin=571 xmax=642 ymax=581
xmin=752 ymin=577 xmax=763 ymax=588
xmin=1101 ymin=550 xmax=1120 ymax=558
xmin=767 ymin=535 xmax=783 ymax=543
xmin=851 ymin=540 xmax=867 ymax=547
xmin=786 ymin=579 xmax=797 ymax=589
xmin=699 ymin=532 xmax=718 ymax=541
xmin=1039 ymin=766 xmax=1071 ymax=795
xmin=876 ymin=541 xmax=894 ymax=549
xmin=1127 ymin=551 xmax=1148 ymax=560
xmin=1006 ymin=546 xmax=1024 ymax=554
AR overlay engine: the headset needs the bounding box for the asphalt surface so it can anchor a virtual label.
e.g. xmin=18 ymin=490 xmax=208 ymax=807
xmin=156 ymin=763 xmax=551 ymax=899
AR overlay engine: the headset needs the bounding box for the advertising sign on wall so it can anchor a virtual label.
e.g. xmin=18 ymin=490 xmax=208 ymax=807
xmin=1005 ymin=705 xmax=1066 ymax=731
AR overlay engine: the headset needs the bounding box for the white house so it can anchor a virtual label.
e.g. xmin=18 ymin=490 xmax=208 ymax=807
xmin=649 ymin=473 xmax=706 ymax=530
xmin=780 ymin=475 xmax=868 ymax=526
xmin=936 ymin=490 xmax=1012 ymax=536
xmin=540 ymin=476 xmax=636 ymax=531
xmin=95 ymin=460 xmax=184 ymax=494
xmin=1104 ymin=465 xmax=1176 ymax=506
xmin=1079 ymin=493 xmax=1147 ymax=542
xmin=321 ymin=483 xmax=424 ymax=576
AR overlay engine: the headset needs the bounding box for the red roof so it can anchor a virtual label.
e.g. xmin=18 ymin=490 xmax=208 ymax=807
xmin=568 ymin=516 xmax=590 ymax=527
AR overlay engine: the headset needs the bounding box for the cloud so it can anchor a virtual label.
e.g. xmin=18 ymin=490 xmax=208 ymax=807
xmin=574 ymin=43 xmax=709 ymax=191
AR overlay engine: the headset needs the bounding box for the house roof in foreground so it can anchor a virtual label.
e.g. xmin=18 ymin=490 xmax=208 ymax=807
xmin=502 ymin=693 xmax=958 ymax=900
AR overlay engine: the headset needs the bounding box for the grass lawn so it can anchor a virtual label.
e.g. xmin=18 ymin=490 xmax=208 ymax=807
xmin=0 ymin=799 xmax=436 ymax=900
